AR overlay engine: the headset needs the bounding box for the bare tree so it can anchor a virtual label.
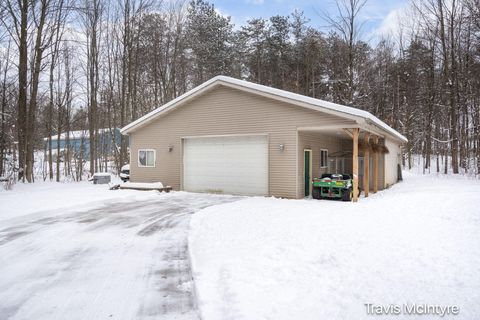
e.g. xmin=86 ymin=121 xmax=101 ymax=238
xmin=1 ymin=0 xmax=68 ymax=182
xmin=79 ymin=0 xmax=103 ymax=175
xmin=0 ymin=40 xmax=12 ymax=177
xmin=1 ymin=0 xmax=29 ymax=181
xmin=116 ymin=0 xmax=153 ymax=167
xmin=321 ymin=0 xmax=367 ymax=105
xmin=46 ymin=0 xmax=68 ymax=180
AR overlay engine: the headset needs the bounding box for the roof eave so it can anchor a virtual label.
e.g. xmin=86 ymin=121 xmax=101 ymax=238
xmin=121 ymin=75 xmax=408 ymax=143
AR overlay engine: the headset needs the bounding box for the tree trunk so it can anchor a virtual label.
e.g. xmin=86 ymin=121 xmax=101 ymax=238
xmin=0 ymin=42 xmax=10 ymax=177
xmin=56 ymin=106 xmax=62 ymax=182
xmin=16 ymin=0 xmax=29 ymax=182
xmin=424 ymin=40 xmax=436 ymax=171
xmin=48 ymin=56 xmax=55 ymax=181
xmin=437 ymin=0 xmax=459 ymax=174
xmin=475 ymin=102 xmax=480 ymax=175
xmin=448 ymin=0 xmax=459 ymax=174
xmin=25 ymin=0 xmax=49 ymax=182
xmin=88 ymin=36 xmax=97 ymax=176
xmin=85 ymin=0 xmax=101 ymax=176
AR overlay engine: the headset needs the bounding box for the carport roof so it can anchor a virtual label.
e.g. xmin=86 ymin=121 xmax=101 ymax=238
xmin=120 ymin=76 xmax=407 ymax=143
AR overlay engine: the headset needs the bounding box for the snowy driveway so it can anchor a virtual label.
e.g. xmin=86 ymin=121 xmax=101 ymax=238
xmin=0 ymin=192 xmax=239 ymax=320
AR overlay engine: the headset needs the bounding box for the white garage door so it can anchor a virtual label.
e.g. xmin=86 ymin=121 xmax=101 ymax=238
xmin=183 ymin=135 xmax=268 ymax=196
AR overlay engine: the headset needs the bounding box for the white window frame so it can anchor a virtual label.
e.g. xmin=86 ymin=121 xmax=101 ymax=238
xmin=320 ymin=149 xmax=328 ymax=168
xmin=138 ymin=149 xmax=156 ymax=167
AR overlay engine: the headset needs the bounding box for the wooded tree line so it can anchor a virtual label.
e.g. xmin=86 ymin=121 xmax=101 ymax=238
xmin=0 ymin=0 xmax=479 ymax=182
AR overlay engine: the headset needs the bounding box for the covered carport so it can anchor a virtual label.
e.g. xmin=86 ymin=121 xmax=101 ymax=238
xmin=298 ymin=125 xmax=392 ymax=202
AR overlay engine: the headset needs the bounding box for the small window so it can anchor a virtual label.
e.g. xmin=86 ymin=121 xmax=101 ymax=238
xmin=138 ymin=149 xmax=155 ymax=167
xmin=320 ymin=149 xmax=328 ymax=168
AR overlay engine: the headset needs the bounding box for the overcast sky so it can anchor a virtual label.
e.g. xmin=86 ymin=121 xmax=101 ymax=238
xmin=209 ymin=0 xmax=409 ymax=43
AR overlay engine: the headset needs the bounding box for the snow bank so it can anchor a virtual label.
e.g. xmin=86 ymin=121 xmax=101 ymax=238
xmin=189 ymin=172 xmax=480 ymax=319
xmin=93 ymin=172 xmax=111 ymax=177
xmin=120 ymin=182 xmax=165 ymax=189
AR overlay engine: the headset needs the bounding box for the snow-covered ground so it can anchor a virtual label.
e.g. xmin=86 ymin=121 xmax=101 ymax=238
xmin=0 ymin=182 xmax=240 ymax=319
xmin=2 ymin=171 xmax=479 ymax=319
xmin=189 ymin=172 xmax=480 ymax=320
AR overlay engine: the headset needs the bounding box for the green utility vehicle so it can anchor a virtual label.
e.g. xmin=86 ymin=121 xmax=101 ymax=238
xmin=312 ymin=173 xmax=358 ymax=201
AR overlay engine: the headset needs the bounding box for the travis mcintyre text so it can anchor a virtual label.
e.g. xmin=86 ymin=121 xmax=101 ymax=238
xmin=365 ymin=303 xmax=460 ymax=317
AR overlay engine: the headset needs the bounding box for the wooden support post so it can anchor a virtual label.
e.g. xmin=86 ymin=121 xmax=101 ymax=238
xmin=373 ymin=136 xmax=378 ymax=193
xmin=363 ymin=132 xmax=370 ymax=197
xmin=352 ymin=128 xmax=359 ymax=202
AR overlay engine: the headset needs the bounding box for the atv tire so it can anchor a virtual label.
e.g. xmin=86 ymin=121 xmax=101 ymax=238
xmin=342 ymin=188 xmax=352 ymax=201
xmin=312 ymin=187 xmax=321 ymax=200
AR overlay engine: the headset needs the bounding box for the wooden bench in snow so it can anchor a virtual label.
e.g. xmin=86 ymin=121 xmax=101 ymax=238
xmin=119 ymin=182 xmax=172 ymax=192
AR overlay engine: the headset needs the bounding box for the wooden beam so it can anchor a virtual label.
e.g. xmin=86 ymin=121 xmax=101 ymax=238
xmin=343 ymin=128 xmax=353 ymax=138
xmin=297 ymin=125 xmax=360 ymax=131
xmin=363 ymin=132 xmax=370 ymax=197
xmin=352 ymin=128 xmax=359 ymax=202
xmin=373 ymin=136 xmax=379 ymax=193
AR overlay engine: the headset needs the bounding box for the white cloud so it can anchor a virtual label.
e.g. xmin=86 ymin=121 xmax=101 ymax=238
xmin=246 ymin=0 xmax=265 ymax=5
xmin=369 ymin=2 xmax=415 ymax=45
xmin=376 ymin=7 xmax=403 ymax=37
xmin=214 ymin=7 xmax=230 ymax=18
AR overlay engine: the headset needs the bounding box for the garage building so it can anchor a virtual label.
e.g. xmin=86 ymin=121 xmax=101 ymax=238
xmin=121 ymin=76 xmax=407 ymax=201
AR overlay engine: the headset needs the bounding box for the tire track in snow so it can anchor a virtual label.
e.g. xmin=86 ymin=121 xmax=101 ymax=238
xmin=0 ymin=192 xmax=241 ymax=320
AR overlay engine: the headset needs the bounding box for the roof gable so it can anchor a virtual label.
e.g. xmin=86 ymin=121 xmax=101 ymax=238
xmin=121 ymin=76 xmax=407 ymax=143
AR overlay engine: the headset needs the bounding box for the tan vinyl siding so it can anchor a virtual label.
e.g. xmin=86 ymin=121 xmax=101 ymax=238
xmin=129 ymin=85 xmax=355 ymax=198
